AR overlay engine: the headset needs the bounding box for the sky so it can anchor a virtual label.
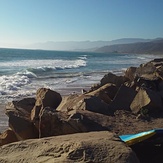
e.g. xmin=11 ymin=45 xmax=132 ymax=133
xmin=0 ymin=0 xmax=163 ymax=48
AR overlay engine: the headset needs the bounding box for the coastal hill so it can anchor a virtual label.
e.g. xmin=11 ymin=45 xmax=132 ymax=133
xmin=95 ymin=38 xmax=163 ymax=54
xmin=25 ymin=38 xmax=151 ymax=51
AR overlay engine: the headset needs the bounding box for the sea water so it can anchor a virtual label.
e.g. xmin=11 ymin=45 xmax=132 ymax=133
xmin=0 ymin=48 xmax=161 ymax=131
xmin=0 ymin=48 xmax=161 ymax=102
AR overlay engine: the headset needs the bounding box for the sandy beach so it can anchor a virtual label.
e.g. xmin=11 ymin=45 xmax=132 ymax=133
xmin=0 ymin=104 xmax=8 ymax=133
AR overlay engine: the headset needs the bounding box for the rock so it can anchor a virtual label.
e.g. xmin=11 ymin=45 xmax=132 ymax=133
xmin=5 ymin=98 xmax=39 ymax=140
xmin=78 ymin=95 xmax=111 ymax=115
xmin=108 ymin=85 xmax=137 ymax=111
xmin=57 ymin=93 xmax=113 ymax=115
xmin=125 ymin=66 xmax=137 ymax=81
xmin=0 ymin=131 xmax=139 ymax=163
xmin=87 ymin=83 xmax=118 ymax=102
xmin=56 ymin=94 xmax=79 ymax=112
xmin=0 ymin=128 xmax=18 ymax=146
xmin=148 ymin=58 xmax=163 ymax=68
xmin=134 ymin=76 xmax=160 ymax=91
xmin=130 ymin=88 xmax=163 ymax=115
xmin=156 ymin=65 xmax=163 ymax=80
xmin=100 ymin=72 xmax=129 ymax=88
xmin=136 ymin=62 xmax=156 ymax=78
xmin=38 ymin=108 xmax=108 ymax=138
xmin=133 ymin=59 xmax=163 ymax=83
xmin=8 ymin=113 xmax=38 ymax=140
xmin=31 ymin=88 xmax=62 ymax=122
xmin=68 ymin=110 xmax=108 ymax=132
xmin=38 ymin=108 xmax=83 ymax=138
xmin=6 ymin=98 xmax=36 ymax=120
xmin=89 ymin=83 xmax=101 ymax=91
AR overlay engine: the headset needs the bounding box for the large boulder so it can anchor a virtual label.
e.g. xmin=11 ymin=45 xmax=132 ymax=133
xmin=77 ymin=95 xmax=111 ymax=115
xmin=125 ymin=66 xmax=137 ymax=81
xmin=38 ymin=108 xmax=108 ymax=138
xmin=5 ymin=98 xmax=39 ymax=140
xmin=56 ymin=94 xmax=80 ymax=112
xmin=57 ymin=93 xmax=113 ymax=115
xmin=136 ymin=62 xmax=156 ymax=78
xmin=134 ymin=76 xmax=160 ymax=91
xmin=87 ymin=83 xmax=118 ymax=102
xmin=100 ymin=72 xmax=129 ymax=88
xmin=8 ymin=113 xmax=38 ymax=140
xmin=6 ymin=98 xmax=36 ymax=120
xmin=108 ymin=85 xmax=137 ymax=111
xmin=130 ymin=88 xmax=163 ymax=115
xmin=31 ymin=88 xmax=62 ymax=122
xmin=0 ymin=131 xmax=139 ymax=163
xmin=0 ymin=128 xmax=18 ymax=146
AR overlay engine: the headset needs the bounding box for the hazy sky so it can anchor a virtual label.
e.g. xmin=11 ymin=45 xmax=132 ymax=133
xmin=0 ymin=0 xmax=163 ymax=47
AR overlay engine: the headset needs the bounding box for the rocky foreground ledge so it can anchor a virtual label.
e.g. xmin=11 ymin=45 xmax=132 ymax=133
xmin=1 ymin=58 xmax=163 ymax=162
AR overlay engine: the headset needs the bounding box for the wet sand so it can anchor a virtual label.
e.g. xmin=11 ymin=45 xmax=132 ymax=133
xmin=0 ymin=104 xmax=8 ymax=133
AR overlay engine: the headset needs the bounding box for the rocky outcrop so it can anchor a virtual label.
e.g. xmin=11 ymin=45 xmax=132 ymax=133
xmin=108 ymin=85 xmax=137 ymax=111
xmin=0 ymin=131 xmax=139 ymax=163
xmin=130 ymin=88 xmax=163 ymax=115
xmin=8 ymin=113 xmax=38 ymax=140
xmin=6 ymin=97 xmax=36 ymax=120
xmin=31 ymin=88 xmax=62 ymax=122
xmin=57 ymin=93 xmax=112 ymax=115
xmin=5 ymin=98 xmax=38 ymax=140
xmin=87 ymin=83 xmax=118 ymax=101
xmin=0 ymin=128 xmax=17 ymax=146
xmin=125 ymin=66 xmax=137 ymax=81
xmin=38 ymin=108 xmax=108 ymax=138
xmin=100 ymin=72 xmax=129 ymax=87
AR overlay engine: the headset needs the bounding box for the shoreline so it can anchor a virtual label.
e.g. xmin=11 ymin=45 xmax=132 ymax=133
xmin=0 ymin=85 xmax=91 ymax=133
xmin=0 ymin=104 xmax=8 ymax=133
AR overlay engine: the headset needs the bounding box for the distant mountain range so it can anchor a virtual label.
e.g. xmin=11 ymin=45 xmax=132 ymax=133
xmin=25 ymin=38 xmax=152 ymax=51
xmin=25 ymin=38 xmax=163 ymax=54
xmin=95 ymin=38 xmax=163 ymax=54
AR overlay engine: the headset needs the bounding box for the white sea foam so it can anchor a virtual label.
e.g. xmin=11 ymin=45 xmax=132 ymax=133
xmin=78 ymin=55 xmax=87 ymax=60
xmin=16 ymin=70 xmax=37 ymax=78
xmin=0 ymin=74 xmax=31 ymax=95
xmin=0 ymin=59 xmax=86 ymax=70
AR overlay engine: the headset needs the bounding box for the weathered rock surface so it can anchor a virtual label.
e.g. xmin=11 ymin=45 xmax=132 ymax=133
xmin=87 ymin=83 xmax=118 ymax=101
xmin=8 ymin=113 xmax=38 ymax=140
xmin=38 ymin=108 xmax=108 ymax=138
xmin=100 ymin=72 xmax=129 ymax=87
xmin=108 ymin=85 xmax=137 ymax=111
xmin=0 ymin=131 xmax=139 ymax=163
xmin=0 ymin=128 xmax=18 ymax=146
xmin=31 ymin=88 xmax=62 ymax=129
xmin=125 ymin=66 xmax=137 ymax=81
xmin=130 ymin=88 xmax=163 ymax=115
xmin=6 ymin=98 xmax=36 ymax=120
xmin=5 ymin=98 xmax=38 ymax=140
xmin=57 ymin=93 xmax=113 ymax=115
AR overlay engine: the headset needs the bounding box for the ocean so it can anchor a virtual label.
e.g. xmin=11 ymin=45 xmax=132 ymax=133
xmin=0 ymin=48 xmax=161 ymax=132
